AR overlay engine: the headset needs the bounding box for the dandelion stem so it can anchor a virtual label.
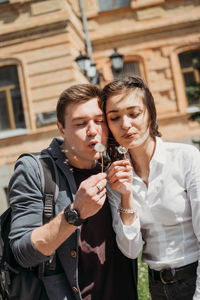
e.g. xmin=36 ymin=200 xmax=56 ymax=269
xmin=101 ymin=153 xmax=104 ymax=173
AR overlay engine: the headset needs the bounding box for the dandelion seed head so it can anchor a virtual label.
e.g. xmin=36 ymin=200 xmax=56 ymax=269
xmin=117 ymin=145 xmax=128 ymax=154
xmin=61 ymin=149 xmax=69 ymax=153
xmin=94 ymin=143 xmax=106 ymax=153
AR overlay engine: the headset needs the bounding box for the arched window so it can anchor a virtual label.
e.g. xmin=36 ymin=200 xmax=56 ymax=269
xmin=98 ymin=0 xmax=130 ymax=12
xmin=178 ymin=49 xmax=200 ymax=106
xmin=0 ymin=65 xmax=26 ymax=133
xmin=112 ymin=61 xmax=141 ymax=80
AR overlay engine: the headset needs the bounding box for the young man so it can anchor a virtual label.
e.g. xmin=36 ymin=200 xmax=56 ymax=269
xmin=8 ymin=84 xmax=138 ymax=300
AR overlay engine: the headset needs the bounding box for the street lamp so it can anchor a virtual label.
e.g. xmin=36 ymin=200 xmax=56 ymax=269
xmin=86 ymin=61 xmax=102 ymax=85
xmin=109 ymin=48 xmax=124 ymax=72
xmin=86 ymin=62 xmax=97 ymax=79
xmin=75 ymin=51 xmax=91 ymax=74
xmin=75 ymin=48 xmax=124 ymax=84
xmin=75 ymin=53 xmax=104 ymax=85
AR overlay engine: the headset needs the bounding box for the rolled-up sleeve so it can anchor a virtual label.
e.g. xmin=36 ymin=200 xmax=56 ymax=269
xmin=107 ymin=183 xmax=143 ymax=259
xmin=8 ymin=156 xmax=50 ymax=268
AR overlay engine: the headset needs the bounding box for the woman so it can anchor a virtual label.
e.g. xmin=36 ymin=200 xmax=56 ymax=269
xmin=101 ymin=76 xmax=200 ymax=300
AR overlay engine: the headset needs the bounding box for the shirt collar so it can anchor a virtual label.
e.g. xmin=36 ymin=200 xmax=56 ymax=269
xmin=151 ymin=137 xmax=166 ymax=165
xmin=43 ymin=137 xmax=65 ymax=159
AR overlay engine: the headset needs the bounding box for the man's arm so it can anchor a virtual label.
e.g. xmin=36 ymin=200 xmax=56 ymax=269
xmin=31 ymin=172 xmax=107 ymax=256
xmin=9 ymin=156 xmax=107 ymax=267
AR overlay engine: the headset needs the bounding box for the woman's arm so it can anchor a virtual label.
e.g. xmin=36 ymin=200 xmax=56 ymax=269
xmin=9 ymin=156 xmax=53 ymax=267
xmin=108 ymin=160 xmax=136 ymax=225
xmin=107 ymin=160 xmax=143 ymax=258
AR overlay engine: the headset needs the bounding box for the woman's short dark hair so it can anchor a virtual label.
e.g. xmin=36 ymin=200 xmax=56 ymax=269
xmin=101 ymin=76 xmax=161 ymax=161
xmin=56 ymin=83 xmax=102 ymax=127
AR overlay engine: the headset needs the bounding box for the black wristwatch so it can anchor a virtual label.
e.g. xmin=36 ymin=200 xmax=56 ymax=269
xmin=64 ymin=205 xmax=85 ymax=226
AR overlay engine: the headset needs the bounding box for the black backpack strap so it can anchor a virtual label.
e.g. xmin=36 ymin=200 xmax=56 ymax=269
xmin=34 ymin=153 xmax=59 ymax=223
xmin=18 ymin=152 xmax=59 ymax=222
xmin=35 ymin=153 xmax=59 ymax=273
xmin=18 ymin=152 xmax=59 ymax=274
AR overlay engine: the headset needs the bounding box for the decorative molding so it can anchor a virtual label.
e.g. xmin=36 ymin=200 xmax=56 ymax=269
xmin=10 ymin=0 xmax=32 ymax=3
xmin=131 ymin=0 xmax=165 ymax=10
xmin=136 ymin=6 xmax=164 ymax=20
xmin=30 ymin=1 xmax=61 ymax=16
xmin=0 ymin=20 xmax=68 ymax=46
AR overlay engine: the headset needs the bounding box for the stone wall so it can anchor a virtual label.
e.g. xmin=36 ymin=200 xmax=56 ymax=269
xmin=0 ymin=0 xmax=87 ymax=167
xmin=86 ymin=0 xmax=200 ymax=141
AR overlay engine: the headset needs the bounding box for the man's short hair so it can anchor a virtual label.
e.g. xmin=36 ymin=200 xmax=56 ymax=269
xmin=57 ymin=83 xmax=102 ymax=127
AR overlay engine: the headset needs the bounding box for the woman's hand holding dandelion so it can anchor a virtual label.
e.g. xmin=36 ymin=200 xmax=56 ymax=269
xmin=108 ymin=146 xmax=136 ymax=225
xmin=107 ymin=160 xmax=133 ymax=196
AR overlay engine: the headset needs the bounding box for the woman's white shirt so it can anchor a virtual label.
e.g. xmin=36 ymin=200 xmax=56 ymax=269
xmin=107 ymin=137 xmax=200 ymax=299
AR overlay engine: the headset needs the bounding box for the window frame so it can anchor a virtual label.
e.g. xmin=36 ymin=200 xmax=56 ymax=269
xmin=98 ymin=0 xmax=130 ymax=12
xmin=0 ymin=59 xmax=30 ymax=139
xmin=171 ymin=45 xmax=200 ymax=114
xmin=0 ymin=84 xmax=17 ymax=130
xmin=178 ymin=49 xmax=200 ymax=108
xmin=112 ymin=59 xmax=144 ymax=79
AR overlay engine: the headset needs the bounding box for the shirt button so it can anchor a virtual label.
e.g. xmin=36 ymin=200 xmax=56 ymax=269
xmin=70 ymin=250 xmax=77 ymax=258
xmin=72 ymin=286 xmax=79 ymax=293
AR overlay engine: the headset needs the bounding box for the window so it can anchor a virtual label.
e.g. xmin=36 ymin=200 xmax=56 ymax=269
xmin=0 ymin=0 xmax=9 ymax=3
xmin=0 ymin=65 xmax=26 ymax=132
xmin=112 ymin=61 xmax=141 ymax=80
xmin=36 ymin=111 xmax=57 ymax=127
xmin=98 ymin=0 xmax=130 ymax=12
xmin=178 ymin=50 xmax=200 ymax=106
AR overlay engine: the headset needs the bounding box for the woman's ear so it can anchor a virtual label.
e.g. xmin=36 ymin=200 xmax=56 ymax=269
xmin=57 ymin=121 xmax=65 ymax=137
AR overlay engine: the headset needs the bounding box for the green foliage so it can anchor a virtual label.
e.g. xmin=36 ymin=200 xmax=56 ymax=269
xmin=138 ymin=254 xmax=151 ymax=300
xmin=189 ymin=111 xmax=200 ymax=123
xmin=192 ymin=58 xmax=200 ymax=70
xmin=186 ymin=83 xmax=200 ymax=104
xmin=187 ymin=55 xmax=200 ymax=122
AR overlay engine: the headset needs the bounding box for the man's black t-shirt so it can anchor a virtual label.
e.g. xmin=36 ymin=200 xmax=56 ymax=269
xmin=72 ymin=164 xmax=138 ymax=300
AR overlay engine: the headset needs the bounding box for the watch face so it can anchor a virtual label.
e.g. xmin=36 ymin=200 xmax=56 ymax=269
xmin=67 ymin=209 xmax=79 ymax=223
xmin=64 ymin=206 xmax=84 ymax=226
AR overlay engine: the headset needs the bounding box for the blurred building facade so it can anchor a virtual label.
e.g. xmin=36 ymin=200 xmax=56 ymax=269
xmin=0 ymin=0 xmax=200 ymax=212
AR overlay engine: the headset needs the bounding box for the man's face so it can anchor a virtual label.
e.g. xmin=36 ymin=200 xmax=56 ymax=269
xmin=57 ymin=98 xmax=108 ymax=169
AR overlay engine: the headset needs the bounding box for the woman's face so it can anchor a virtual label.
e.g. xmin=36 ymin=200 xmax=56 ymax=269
xmin=106 ymin=90 xmax=151 ymax=150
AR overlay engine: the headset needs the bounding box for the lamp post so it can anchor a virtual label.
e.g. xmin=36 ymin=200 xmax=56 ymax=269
xmin=76 ymin=0 xmax=124 ymax=84
xmin=76 ymin=0 xmax=101 ymax=84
